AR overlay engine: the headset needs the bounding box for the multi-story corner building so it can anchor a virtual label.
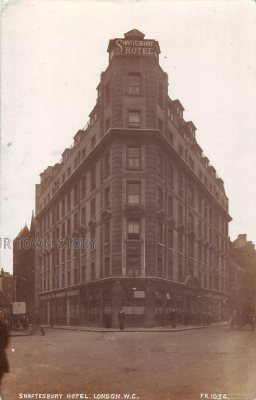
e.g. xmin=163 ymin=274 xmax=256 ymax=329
xmin=35 ymin=29 xmax=232 ymax=327
xmin=13 ymin=213 xmax=36 ymax=320
xmin=229 ymin=234 xmax=256 ymax=311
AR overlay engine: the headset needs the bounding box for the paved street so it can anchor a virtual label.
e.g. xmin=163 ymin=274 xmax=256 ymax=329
xmin=2 ymin=326 xmax=256 ymax=400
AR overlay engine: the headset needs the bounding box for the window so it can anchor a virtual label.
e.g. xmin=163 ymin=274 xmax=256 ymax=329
xmin=178 ymin=233 xmax=183 ymax=253
xmin=128 ymin=73 xmax=140 ymax=95
xmin=158 ymin=82 xmax=164 ymax=107
xmin=204 ymin=200 xmax=208 ymax=219
xmin=209 ymin=229 xmax=212 ymax=244
xmin=157 ymin=221 xmax=163 ymax=244
xmin=157 ymin=258 xmax=163 ymax=278
xmin=104 ymin=151 xmax=110 ymax=176
xmin=105 ymin=186 xmax=110 ymax=209
xmin=198 ymin=220 xmax=202 ymax=237
xmin=128 ymin=220 xmax=140 ymax=240
xmin=81 ymin=206 xmax=86 ymax=226
xmin=168 ymin=131 xmax=174 ymax=145
xmin=67 ymin=218 xmax=71 ymax=235
xmin=127 ymin=147 xmax=141 ymax=168
xmin=178 ymin=173 xmax=183 ymax=196
xmin=168 ymin=228 xmax=173 ymax=248
xmin=56 ymin=204 xmax=59 ymax=222
xmin=74 ymin=212 xmax=79 ymax=230
xmin=91 ymin=262 xmax=95 ymax=281
xmin=158 ymin=118 xmax=163 ymax=133
xmin=91 ymin=167 xmax=96 ymax=190
xmin=127 ymin=182 xmax=141 ymax=204
xmin=105 ymin=118 xmax=110 ymax=133
xmin=128 ymin=111 xmax=140 ymax=128
xmin=157 ymin=186 xmax=163 ymax=210
xmin=127 ymin=256 xmax=140 ymax=277
xmin=91 ymin=136 xmax=96 ymax=150
xmin=188 ymin=213 xmax=194 ymax=231
xmin=62 ymin=173 xmax=65 ymax=184
xmin=178 ymin=204 xmax=183 ymax=225
xmin=105 ymin=82 xmax=110 ymax=103
xmin=178 ymin=263 xmax=183 ymax=282
xmin=90 ymin=198 xmax=96 ymax=220
xmin=67 ymin=192 xmax=71 ymax=212
xmin=209 ymin=207 xmax=213 ymax=223
xmin=204 ymin=224 xmax=208 ymax=241
xmin=198 ymin=196 xmax=202 ymax=214
xmin=105 ymin=258 xmax=110 ymax=278
xmin=168 ymin=163 xmax=174 ymax=187
xmin=188 ymin=185 xmax=194 ymax=206
xmin=168 ymin=261 xmax=173 ymax=280
xmin=82 ymin=147 xmax=86 ymax=159
xmin=62 ymin=222 xmax=65 ymax=240
xmin=61 ymin=198 xmax=65 ymax=217
xmin=157 ymin=153 xmax=164 ymax=177
xmin=179 ymin=144 xmax=183 ymax=158
xmin=104 ymin=220 xmax=110 ymax=244
xmin=81 ymin=176 xmax=86 ymax=198
xmin=188 ymin=240 xmax=194 ymax=259
xmin=186 ymin=153 xmax=193 ymax=168
xmin=198 ymin=246 xmax=202 ymax=262
xmin=68 ymin=167 xmax=71 ymax=177
xmin=74 ymin=156 xmax=78 ymax=169
xmin=168 ymin=196 xmax=173 ymax=218
xmin=204 ymin=176 xmax=208 ymax=187
xmin=74 ymin=185 xmax=78 ymax=205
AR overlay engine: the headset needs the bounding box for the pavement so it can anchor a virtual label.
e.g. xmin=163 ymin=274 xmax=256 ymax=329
xmin=9 ymin=321 xmax=229 ymax=336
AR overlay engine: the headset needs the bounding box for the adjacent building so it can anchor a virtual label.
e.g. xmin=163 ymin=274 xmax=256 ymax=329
xmin=13 ymin=213 xmax=36 ymax=320
xmin=228 ymin=234 xmax=256 ymax=312
xmin=35 ymin=29 xmax=232 ymax=327
xmin=0 ymin=268 xmax=13 ymax=306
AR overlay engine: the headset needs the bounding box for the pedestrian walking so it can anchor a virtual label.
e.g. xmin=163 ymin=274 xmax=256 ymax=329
xmin=171 ymin=309 xmax=177 ymax=328
xmin=0 ymin=318 xmax=9 ymax=395
xmin=118 ymin=309 xmax=125 ymax=331
xmin=30 ymin=313 xmax=45 ymax=336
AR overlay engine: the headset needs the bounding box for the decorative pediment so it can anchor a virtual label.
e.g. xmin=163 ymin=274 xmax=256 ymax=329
xmin=177 ymin=224 xmax=185 ymax=234
xmin=79 ymin=225 xmax=87 ymax=233
xmin=88 ymin=219 xmax=96 ymax=228
xmin=168 ymin=218 xmax=176 ymax=228
xmin=124 ymin=29 xmax=145 ymax=39
xmin=157 ymin=210 xmax=165 ymax=220
xmin=126 ymin=241 xmax=142 ymax=251
xmin=72 ymin=230 xmax=80 ymax=238
xmin=187 ymin=231 xmax=196 ymax=240
xmin=102 ymin=210 xmax=111 ymax=220
xmin=184 ymin=275 xmax=201 ymax=290
xmin=197 ymin=237 xmax=203 ymax=245
xmin=124 ymin=204 xmax=145 ymax=216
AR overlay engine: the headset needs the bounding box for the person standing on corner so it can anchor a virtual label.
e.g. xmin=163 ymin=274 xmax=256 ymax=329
xmin=118 ymin=309 xmax=126 ymax=331
xmin=0 ymin=317 xmax=9 ymax=397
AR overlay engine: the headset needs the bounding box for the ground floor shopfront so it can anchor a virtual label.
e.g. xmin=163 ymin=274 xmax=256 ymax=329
xmin=38 ymin=277 xmax=229 ymax=328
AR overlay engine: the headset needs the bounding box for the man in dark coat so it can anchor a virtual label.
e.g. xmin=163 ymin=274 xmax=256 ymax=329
xmin=0 ymin=320 xmax=9 ymax=391
xmin=118 ymin=309 xmax=125 ymax=331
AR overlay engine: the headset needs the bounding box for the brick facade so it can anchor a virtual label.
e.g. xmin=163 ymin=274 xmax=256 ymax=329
xmin=35 ymin=30 xmax=232 ymax=327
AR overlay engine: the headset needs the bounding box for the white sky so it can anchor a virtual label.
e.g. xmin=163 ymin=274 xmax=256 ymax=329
xmin=1 ymin=0 xmax=256 ymax=274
